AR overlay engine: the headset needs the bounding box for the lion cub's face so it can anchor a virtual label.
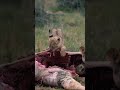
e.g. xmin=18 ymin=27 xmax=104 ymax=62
xmin=49 ymin=36 xmax=62 ymax=51
xmin=49 ymin=28 xmax=63 ymax=38
xmin=48 ymin=28 xmax=64 ymax=51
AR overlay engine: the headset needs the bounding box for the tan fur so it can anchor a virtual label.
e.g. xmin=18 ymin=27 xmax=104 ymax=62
xmin=49 ymin=28 xmax=63 ymax=39
xmin=49 ymin=28 xmax=66 ymax=56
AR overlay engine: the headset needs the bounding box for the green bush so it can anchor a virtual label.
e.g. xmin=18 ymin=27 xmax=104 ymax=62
xmin=57 ymin=0 xmax=85 ymax=13
xmin=35 ymin=0 xmax=47 ymax=27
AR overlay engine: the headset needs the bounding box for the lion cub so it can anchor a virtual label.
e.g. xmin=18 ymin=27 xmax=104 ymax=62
xmin=48 ymin=28 xmax=66 ymax=56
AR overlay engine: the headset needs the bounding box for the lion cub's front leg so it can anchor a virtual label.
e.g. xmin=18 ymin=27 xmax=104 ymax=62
xmin=60 ymin=45 xmax=66 ymax=57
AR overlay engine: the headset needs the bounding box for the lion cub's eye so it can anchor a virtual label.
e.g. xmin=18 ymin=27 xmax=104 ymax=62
xmin=57 ymin=38 xmax=60 ymax=41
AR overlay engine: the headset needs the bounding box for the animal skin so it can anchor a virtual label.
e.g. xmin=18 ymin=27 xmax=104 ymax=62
xmin=106 ymin=48 xmax=120 ymax=89
xmin=35 ymin=61 xmax=85 ymax=90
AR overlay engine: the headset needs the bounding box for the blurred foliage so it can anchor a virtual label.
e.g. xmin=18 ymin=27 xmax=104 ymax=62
xmin=57 ymin=0 xmax=85 ymax=14
xmin=86 ymin=0 xmax=120 ymax=60
xmin=0 ymin=0 xmax=34 ymax=64
xmin=35 ymin=0 xmax=85 ymax=27
xmin=35 ymin=0 xmax=47 ymax=27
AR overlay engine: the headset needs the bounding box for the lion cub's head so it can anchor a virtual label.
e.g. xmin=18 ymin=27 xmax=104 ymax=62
xmin=48 ymin=28 xmax=66 ymax=56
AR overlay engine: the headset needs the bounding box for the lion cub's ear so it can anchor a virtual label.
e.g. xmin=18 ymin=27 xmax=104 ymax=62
xmin=49 ymin=29 xmax=51 ymax=33
xmin=49 ymin=28 xmax=63 ymax=38
xmin=56 ymin=29 xmax=63 ymax=38
xmin=105 ymin=48 xmax=120 ymax=64
xmin=49 ymin=29 xmax=53 ymax=37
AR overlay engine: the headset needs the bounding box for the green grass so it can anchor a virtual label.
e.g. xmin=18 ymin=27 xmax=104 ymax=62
xmin=35 ymin=12 xmax=85 ymax=52
xmin=35 ymin=0 xmax=85 ymax=52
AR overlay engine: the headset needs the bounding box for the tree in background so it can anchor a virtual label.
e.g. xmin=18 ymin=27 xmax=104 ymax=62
xmin=57 ymin=0 xmax=85 ymax=15
xmin=35 ymin=0 xmax=47 ymax=27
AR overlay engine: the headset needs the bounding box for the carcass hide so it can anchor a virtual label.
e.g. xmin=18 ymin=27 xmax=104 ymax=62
xmin=35 ymin=60 xmax=85 ymax=90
